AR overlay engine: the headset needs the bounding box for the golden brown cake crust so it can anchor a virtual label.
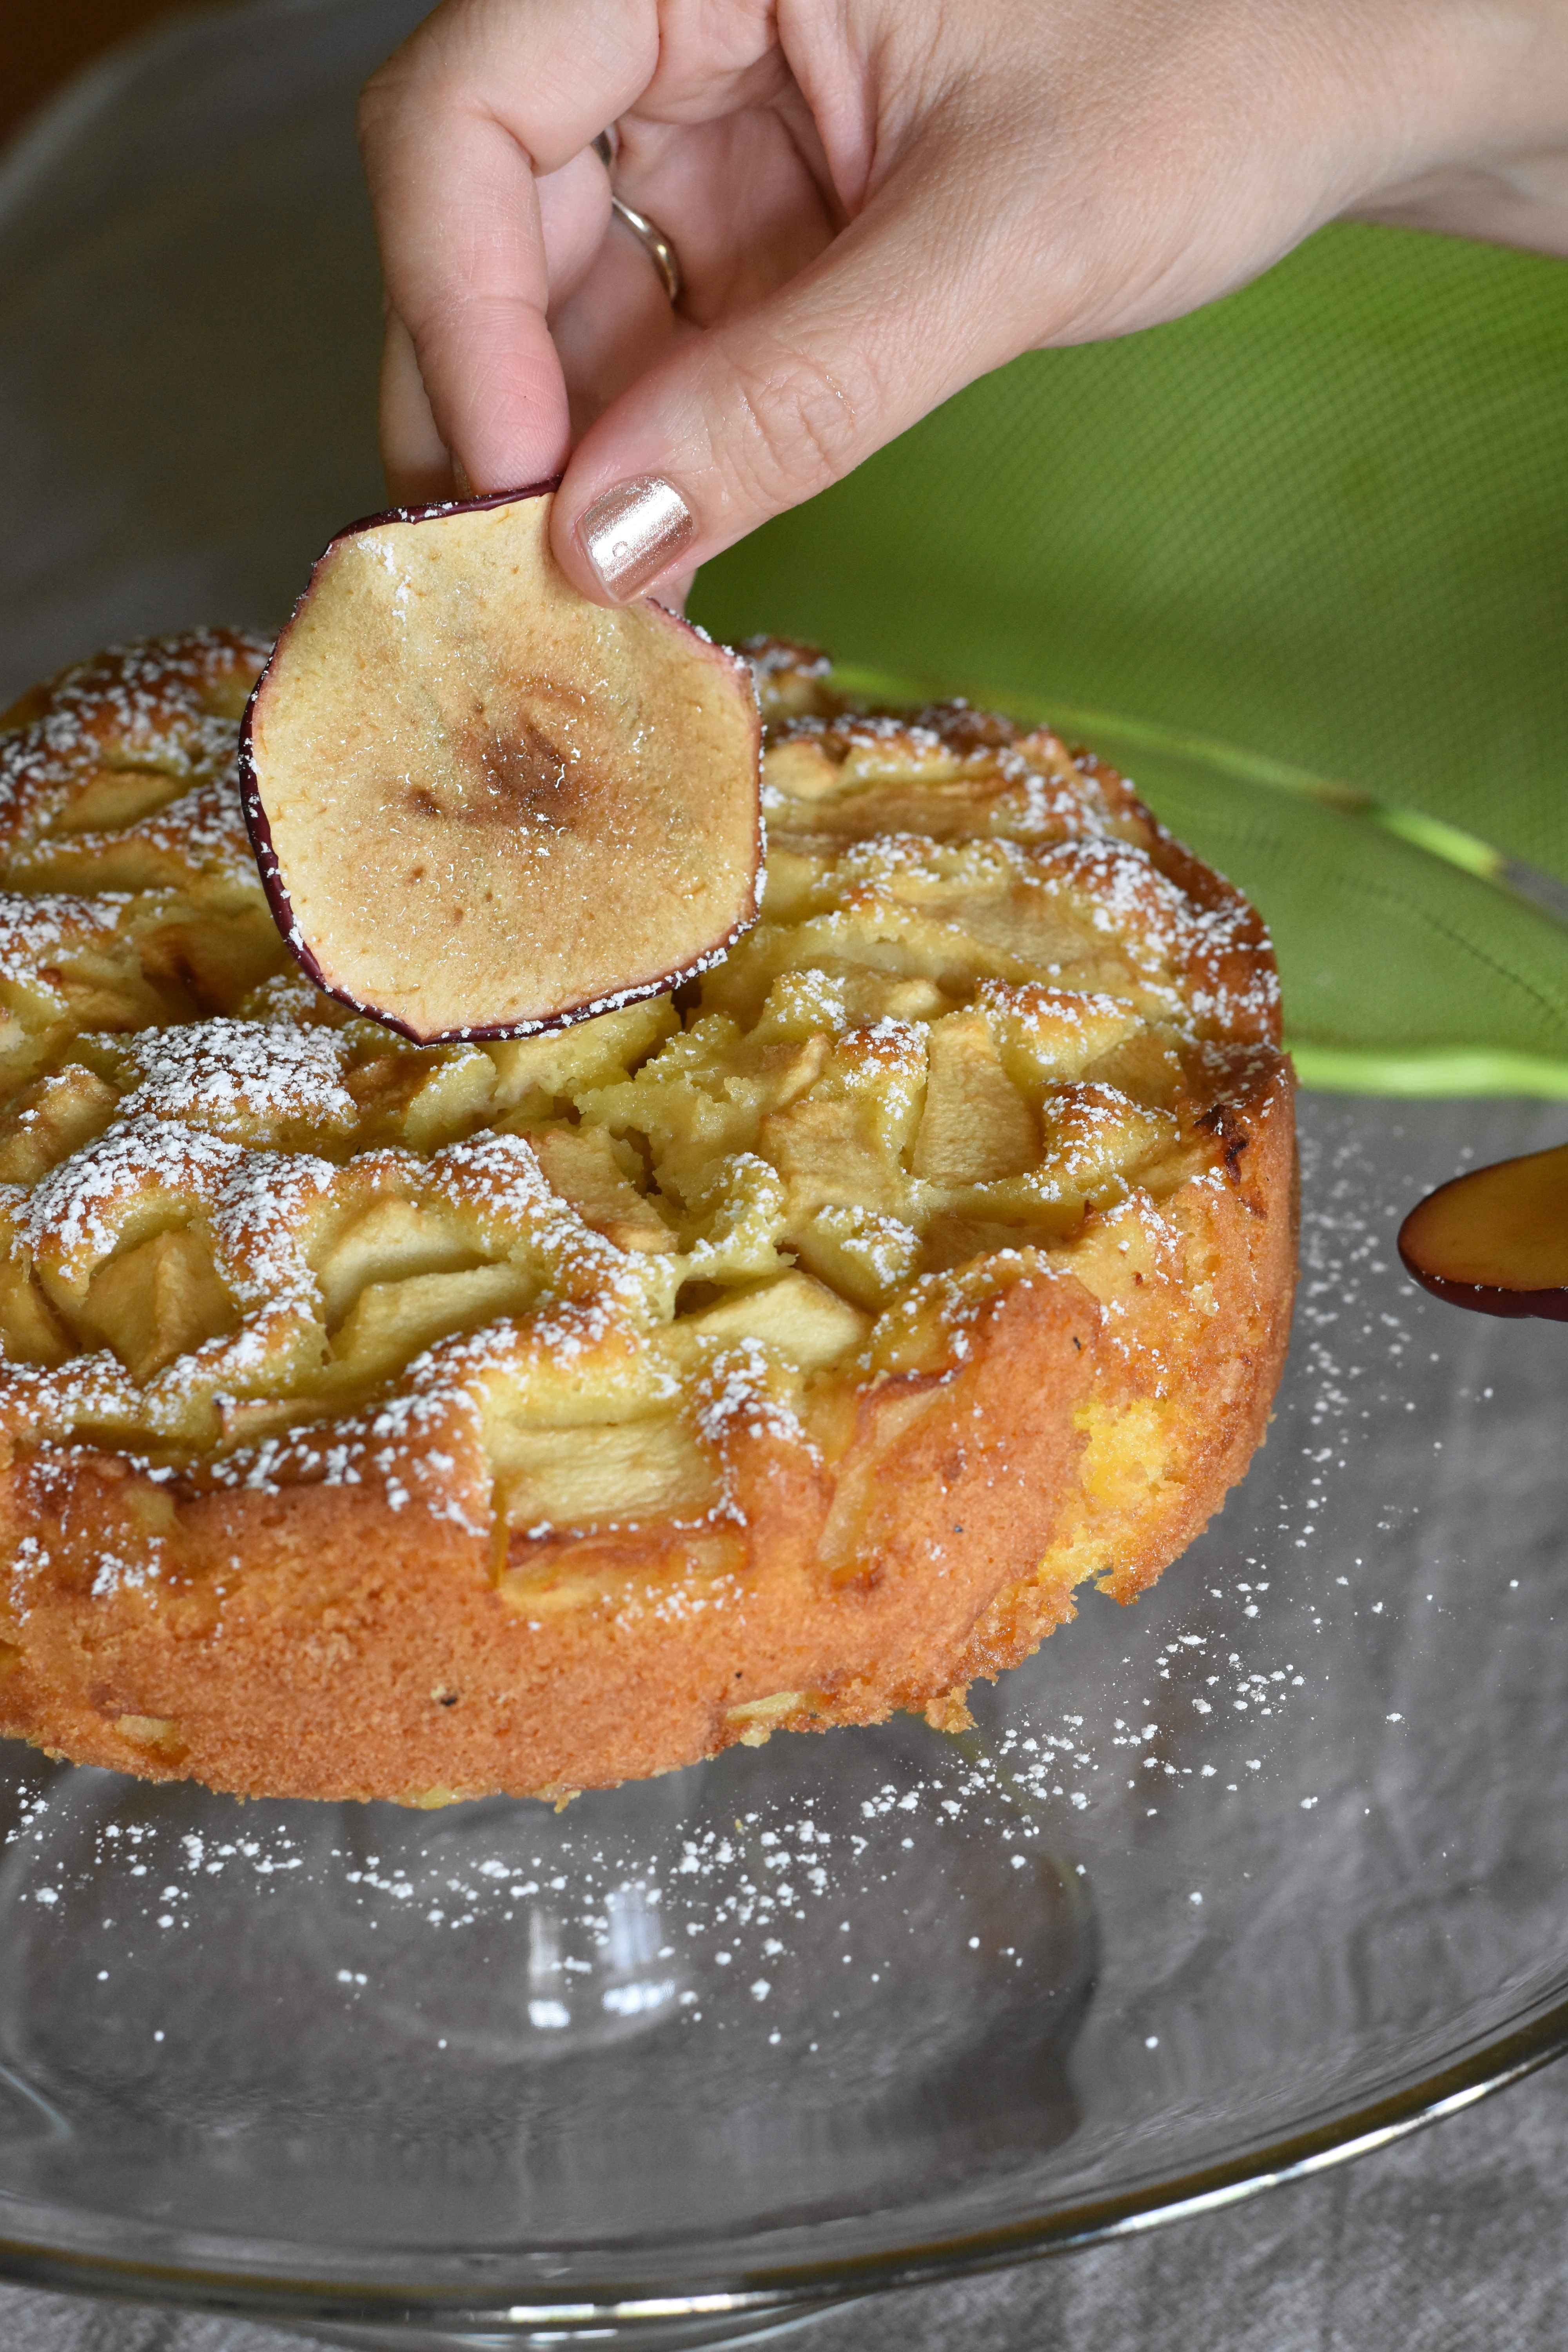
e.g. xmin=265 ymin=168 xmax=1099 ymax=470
xmin=0 ymin=634 xmax=1296 ymax=1802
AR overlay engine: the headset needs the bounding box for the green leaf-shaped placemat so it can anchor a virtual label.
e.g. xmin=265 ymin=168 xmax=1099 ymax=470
xmin=1045 ymin=702 xmax=1568 ymax=1097
xmin=692 ymin=221 xmax=1568 ymax=1090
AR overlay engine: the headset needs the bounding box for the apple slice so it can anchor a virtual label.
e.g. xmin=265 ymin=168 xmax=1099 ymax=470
xmin=1398 ymin=1140 xmax=1568 ymax=1320
xmin=240 ymin=486 xmax=761 ymax=1044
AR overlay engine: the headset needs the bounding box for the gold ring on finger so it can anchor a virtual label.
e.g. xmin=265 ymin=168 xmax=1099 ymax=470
xmin=593 ymin=131 xmax=684 ymax=307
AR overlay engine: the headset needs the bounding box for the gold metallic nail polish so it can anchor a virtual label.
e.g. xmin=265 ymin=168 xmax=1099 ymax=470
xmin=579 ymin=477 xmax=695 ymax=600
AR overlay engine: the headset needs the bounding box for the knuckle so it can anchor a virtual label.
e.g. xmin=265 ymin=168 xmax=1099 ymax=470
xmin=716 ymin=336 xmax=877 ymax=510
xmin=357 ymin=49 xmax=417 ymax=134
xmin=356 ymin=73 xmax=392 ymax=148
xmin=357 ymin=61 xmax=430 ymax=176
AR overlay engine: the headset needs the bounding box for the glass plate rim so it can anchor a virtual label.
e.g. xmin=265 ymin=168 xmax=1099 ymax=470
xmin=0 ymin=1983 xmax=1565 ymax=2330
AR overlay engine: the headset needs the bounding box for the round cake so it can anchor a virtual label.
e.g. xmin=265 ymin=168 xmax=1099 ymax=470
xmin=0 ymin=632 xmax=1295 ymax=1803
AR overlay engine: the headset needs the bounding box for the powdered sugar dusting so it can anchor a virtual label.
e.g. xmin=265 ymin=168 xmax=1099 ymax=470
xmin=102 ymin=1018 xmax=356 ymax=1138
xmin=0 ymin=635 xmax=1284 ymax=1579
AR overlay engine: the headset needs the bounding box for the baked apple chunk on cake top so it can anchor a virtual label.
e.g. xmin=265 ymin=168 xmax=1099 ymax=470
xmin=0 ymin=537 xmax=1295 ymax=1802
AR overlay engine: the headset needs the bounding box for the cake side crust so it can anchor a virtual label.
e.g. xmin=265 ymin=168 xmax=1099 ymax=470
xmin=0 ymin=1058 xmax=1292 ymax=1801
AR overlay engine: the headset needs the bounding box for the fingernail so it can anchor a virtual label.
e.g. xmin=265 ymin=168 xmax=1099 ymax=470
xmin=578 ymin=476 xmax=695 ymax=600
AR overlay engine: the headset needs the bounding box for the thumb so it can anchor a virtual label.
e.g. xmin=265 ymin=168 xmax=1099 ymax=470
xmin=552 ymin=122 xmax=1049 ymax=602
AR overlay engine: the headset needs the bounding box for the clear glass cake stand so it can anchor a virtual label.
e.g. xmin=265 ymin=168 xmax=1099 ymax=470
xmin=5 ymin=1080 xmax=1568 ymax=2350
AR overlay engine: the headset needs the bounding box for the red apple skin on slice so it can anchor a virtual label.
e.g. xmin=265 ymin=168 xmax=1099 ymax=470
xmin=240 ymin=485 xmax=762 ymax=1044
xmin=1398 ymin=1139 xmax=1568 ymax=1321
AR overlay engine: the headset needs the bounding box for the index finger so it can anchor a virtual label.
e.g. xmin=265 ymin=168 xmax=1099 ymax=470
xmin=359 ymin=0 xmax=659 ymax=492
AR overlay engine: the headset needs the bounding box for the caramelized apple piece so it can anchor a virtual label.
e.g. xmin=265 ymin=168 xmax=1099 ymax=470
xmin=242 ymin=487 xmax=761 ymax=1044
xmin=1398 ymin=1140 xmax=1568 ymax=1319
xmin=913 ymin=1010 xmax=1038 ymax=1182
xmin=82 ymin=1228 xmax=240 ymax=1379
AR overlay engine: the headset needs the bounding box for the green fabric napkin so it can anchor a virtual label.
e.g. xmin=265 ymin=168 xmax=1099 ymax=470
xmin=693 ymin=223 xmax=1568 ymax=1091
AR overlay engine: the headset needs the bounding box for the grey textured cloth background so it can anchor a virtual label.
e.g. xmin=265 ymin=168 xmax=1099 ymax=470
xmin=4 ymin=2 xmax=1568 ymax=2345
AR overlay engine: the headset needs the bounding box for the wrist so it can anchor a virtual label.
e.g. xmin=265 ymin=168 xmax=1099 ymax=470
xmin=1339 ymin=0 xmax=1568 ymax=245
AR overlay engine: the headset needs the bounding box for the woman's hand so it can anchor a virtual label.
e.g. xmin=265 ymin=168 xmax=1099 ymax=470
xmin=360 ymin=0 xmax=1568 ymax=603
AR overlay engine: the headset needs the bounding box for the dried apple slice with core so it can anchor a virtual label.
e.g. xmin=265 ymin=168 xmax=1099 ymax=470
xmin=241 ymin=487 xmax=761 ymax=1043
xmin=1398 ymin=1140 xmax=1568 ymax=1320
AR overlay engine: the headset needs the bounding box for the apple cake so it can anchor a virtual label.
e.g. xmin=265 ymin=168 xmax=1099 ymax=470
xmin=0 ymin=630 xmax=1295 ymax=1802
